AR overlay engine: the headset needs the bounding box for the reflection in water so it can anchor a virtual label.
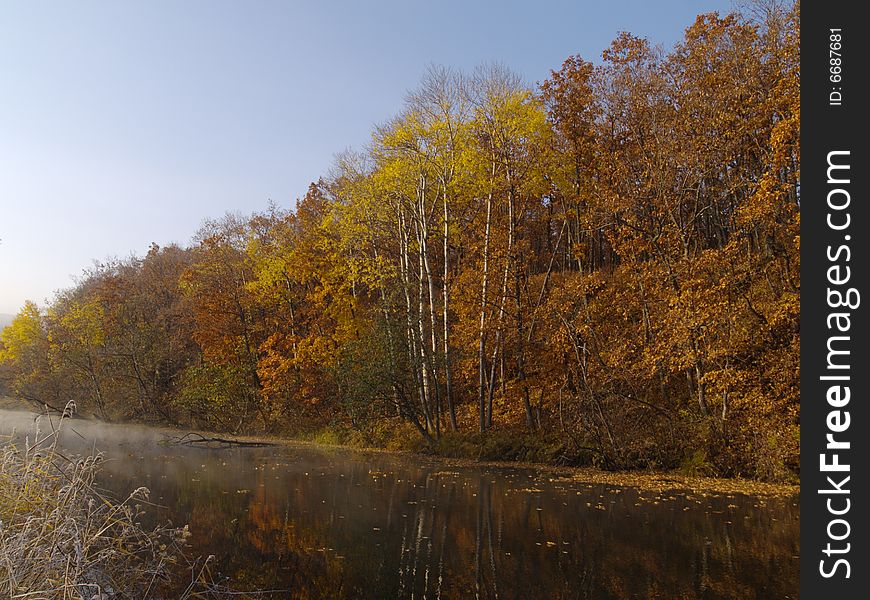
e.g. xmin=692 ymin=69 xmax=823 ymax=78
xmin=0 ymin=411 xmax=798 ymax=599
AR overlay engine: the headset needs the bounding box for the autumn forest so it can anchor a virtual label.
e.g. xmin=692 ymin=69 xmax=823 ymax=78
xmin=0 ymin=7 xmax=800 ymax=481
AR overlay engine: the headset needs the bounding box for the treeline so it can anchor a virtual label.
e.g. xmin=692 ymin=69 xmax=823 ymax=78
xmin=0 ymin=6 xmax=799 ymax=480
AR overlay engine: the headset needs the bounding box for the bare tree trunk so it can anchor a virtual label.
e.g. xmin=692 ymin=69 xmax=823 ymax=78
xmin=419 ymin=193 xmax=442 ymax=438
xmin=691 ymin=338 xmax=709 ymax=416
xmin=85 ymin=350 xmax=107 ymax=420
xmin=442 ymin=188 xmax=457 ymax=431
xmin=414 ymin=210 xmax=433 ymax=434
xmin=478 ymin=168 xmax=495 ymax=432
xmin=485 ymin=183 xmax=514 ymax=429
xmin=399 ymin=208 xmax=426 ymax=428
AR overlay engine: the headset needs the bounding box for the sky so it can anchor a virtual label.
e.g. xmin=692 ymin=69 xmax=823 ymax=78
xmin=0 ymin=0 xmax=736 ymax=315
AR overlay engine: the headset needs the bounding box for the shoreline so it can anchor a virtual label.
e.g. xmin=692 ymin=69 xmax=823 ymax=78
xmin=219 ymin=433 xmax=801 ymax=498
xmin=0 ymin=401 xmax=799 ymax=498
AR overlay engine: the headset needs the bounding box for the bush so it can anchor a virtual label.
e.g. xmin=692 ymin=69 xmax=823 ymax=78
xmin=436 ymin=430 xmax=567 ymax=463
xmin=679 ymin=449 xmax=713 ymax=477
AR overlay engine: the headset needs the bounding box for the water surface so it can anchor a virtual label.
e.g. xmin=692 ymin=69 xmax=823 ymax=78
xmin=0 ymin=410 xmax=799 ymax=599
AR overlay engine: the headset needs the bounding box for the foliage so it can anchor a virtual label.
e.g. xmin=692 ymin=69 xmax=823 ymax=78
xmin=0 ymin=3 xmax=800 ymax=481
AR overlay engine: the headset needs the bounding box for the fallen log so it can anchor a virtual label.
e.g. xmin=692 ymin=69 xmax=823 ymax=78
xmin=162 ymin=432 xmax=276 ymax=448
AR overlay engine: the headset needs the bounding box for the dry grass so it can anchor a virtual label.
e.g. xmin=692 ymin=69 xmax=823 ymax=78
xmin=0 ymin=403 xmax=187 ymax=599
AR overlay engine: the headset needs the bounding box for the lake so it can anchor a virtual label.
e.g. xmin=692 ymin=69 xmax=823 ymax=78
xmin=0 ymin=409 xmax=799 ymax=599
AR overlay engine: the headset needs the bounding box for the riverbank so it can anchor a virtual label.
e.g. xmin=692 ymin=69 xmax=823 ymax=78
xmin=1 ymin=400 xmax=798 ymax=498
xmin=267 ymin=432 xmax=799 ymax=498
xmin=147 ymin=423 xmax=801 ymax=498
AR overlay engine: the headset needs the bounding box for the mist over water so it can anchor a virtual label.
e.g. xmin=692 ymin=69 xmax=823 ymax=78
xmin=0 ymin=409 xmax=799 ymax=599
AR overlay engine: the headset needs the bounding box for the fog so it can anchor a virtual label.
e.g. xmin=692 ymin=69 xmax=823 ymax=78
xmin=0 ymin=408 xmax=175 ymax=453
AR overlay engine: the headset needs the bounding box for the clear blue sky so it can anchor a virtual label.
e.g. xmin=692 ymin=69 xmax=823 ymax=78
xmin=0 ymin=0 xmax=735 ymax=314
